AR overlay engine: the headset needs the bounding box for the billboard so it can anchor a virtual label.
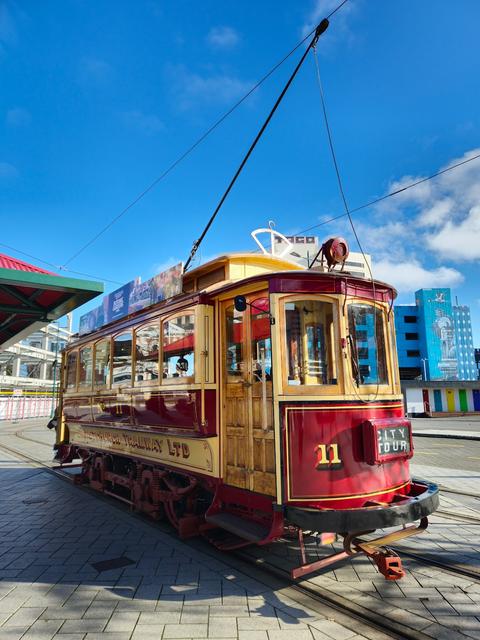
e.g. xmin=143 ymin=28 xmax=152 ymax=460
xmin=79 ymin=263 xmax=183 ymax=336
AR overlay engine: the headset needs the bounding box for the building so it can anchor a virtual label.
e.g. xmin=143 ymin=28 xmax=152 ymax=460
xmin=476 ymin=348 xmax=480 ymax=380
xmin=0 ymin=317 xmax=73 ymax=420
xmin=395 ymin=288 xmax=477 ymax=382
xmin=275 ymin=235 xmax=372 ymax=278
xmin=453 ymin=305 xmax=477 ymax=380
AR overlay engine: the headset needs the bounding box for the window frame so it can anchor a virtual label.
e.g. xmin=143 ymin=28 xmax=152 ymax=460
xmin=93 ymin=338 xmax=112 ymax=389
xmin=279 ymin=294 xmax=343 ymax=396
xmin=111 ymin=330 xmax=134 ymax=388
xmin=64 ymin=349 xmax=78 ymax=391
xmin=161 ymin=309 xmax=196 ymax=385
xmin=133 ymin=321 xmax=160 ymax=387
xmin=347 ymin=300 xmax=391 ymax=391
xmin=78 ymin=344 xmax=94 ymax=390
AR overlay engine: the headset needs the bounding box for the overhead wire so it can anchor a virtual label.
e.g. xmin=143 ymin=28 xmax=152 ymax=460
xmin=296 ymin=151 xmax=480 ymax=237
xmin=309 ymin=43 xmax=380 ymax=401
xmin=0 ymin=242 xmax=123 ymax=286
xmin=61 ymin=0 xmax=351 ymax=269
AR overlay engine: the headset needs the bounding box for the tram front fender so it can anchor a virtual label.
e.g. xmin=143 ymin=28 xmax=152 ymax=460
xmin=284 ymin=479 xmax=439 ymax=533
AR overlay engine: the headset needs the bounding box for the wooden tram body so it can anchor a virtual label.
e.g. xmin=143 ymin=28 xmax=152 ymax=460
xmin=54 ymin=253 xmax=439 ymax=579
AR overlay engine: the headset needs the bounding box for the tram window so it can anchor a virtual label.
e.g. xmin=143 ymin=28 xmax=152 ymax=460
xmin=348 ymin=304 xmax=388 ymax=385
xmin=163 ymin=314 xmax=195 ymax=380
xmin=66 ymin=351 xmax=77 ymax=389
xmin=251 ymin=297 xmax=272 ymax=382
xmin=94 ymin=340 xmax=110 ymax=387
xmin=78 ymin=346 xmax=93 ymax=388
xmin=226 ymin=305 xmax=245 ymax=377
xmin=285 ymin=300 xmax=337 ymax=386
xmin=135 ymin=324 xmax=159 ymax=383
xmin=112 ymin=333 xmax=133 ymax=386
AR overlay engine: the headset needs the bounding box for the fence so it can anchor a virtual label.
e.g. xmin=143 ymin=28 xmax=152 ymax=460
xmin=0 ymin=396 xmax=54 ymax=421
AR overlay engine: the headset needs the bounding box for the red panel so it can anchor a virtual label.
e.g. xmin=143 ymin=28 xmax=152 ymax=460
xmin=282 ymin=402 xmax=411 ymax=509
xmin=0 ymin=253 xmax=53 ymax=274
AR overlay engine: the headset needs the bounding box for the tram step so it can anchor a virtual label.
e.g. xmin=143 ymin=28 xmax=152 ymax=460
xmin=205 ymin=512 xmax=270 ymax=543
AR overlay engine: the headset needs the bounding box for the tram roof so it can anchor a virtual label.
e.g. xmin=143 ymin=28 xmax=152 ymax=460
xmin=0 ymin=253 xmax=103 ymax=350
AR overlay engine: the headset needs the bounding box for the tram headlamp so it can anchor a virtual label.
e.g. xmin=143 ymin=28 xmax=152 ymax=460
xmin=362 ymin=418 xmax=413 ymax=465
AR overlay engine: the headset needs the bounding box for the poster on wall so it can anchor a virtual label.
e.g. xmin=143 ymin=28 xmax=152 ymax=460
xmin=79 ymin=263 xmax=183 ymax=336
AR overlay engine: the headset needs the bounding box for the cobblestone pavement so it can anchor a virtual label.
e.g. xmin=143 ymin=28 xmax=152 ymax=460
xmin=0 ymin=420 xmax=478 ymax=639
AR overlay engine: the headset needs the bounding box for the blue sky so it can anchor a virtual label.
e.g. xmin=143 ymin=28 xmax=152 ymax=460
xmin=1 ymin=0 xmax=480 ymax=339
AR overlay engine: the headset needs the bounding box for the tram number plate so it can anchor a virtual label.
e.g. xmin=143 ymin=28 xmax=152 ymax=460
xmin=377 ymin=426 xmax=411 ymax=457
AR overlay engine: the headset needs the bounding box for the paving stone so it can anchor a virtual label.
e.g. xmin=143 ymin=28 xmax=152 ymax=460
xmin=237 ymin=617 xmax=280 ymax=630
xmin=208 ymin=617 xmax=237 ymax=637
xmin=268 ymin=631 xmax=314 ymax=640
xmin=103 ymin=611 xmax=139 ymax=633
xmin=163 ymin=623 xmax=208 ymax=638
xmin=180 ymin=606 xmax=209 ymax=624
xmin=132 ymin=625 xmax=166 ymax=639
xmin=307 ymin=619 xmax=357 ymax=639
xmin=58 ymin=619 xmax=107 ymax=634
xmin=21 ymin=619 xmax=64 ymax=640
xmin=3 ymin=606 xmax=45 ymax=628
xmin=210 ymin=606 xmax=249 ymax=617
xmin=52 ymin=635 xmax=85 ymax=640
xmin=238 ymin=632 xmax=268 ymax=640
xmin=139 ymin=611 xmax=181 ymax=624
xmin=40 ymin=606 xmax=88 ymax=620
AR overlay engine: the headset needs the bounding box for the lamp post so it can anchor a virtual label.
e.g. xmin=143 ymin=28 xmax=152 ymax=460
xmin=421 ymin=358 xmax=428 ymax=381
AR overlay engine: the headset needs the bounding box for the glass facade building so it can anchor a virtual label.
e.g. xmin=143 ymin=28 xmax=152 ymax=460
xmin=394 ymin=289 xmax=476 ymax=381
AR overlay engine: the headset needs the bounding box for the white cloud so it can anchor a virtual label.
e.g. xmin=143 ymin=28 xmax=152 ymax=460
xmin=79 ymin=57 xmax=112 ymax=85
xmin=0 ymin=162 xmax=18 ymax=179
xmin=207 ymin=26 xmax=240 ymax=50
xmin=427 ymin=205 xmax=480 ymax=260
xmin=167 ymin=64 xmax=251 ymax=110
xmin=6 ymin=107 xmax=31 ymax=126
xmin=374 ymin=259 xmax=463 ymax=294
xmin=121 ymin=110 xmax=164 ymax=135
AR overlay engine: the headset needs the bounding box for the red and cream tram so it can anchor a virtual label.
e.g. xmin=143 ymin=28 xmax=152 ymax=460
xmin=53 ymin=248 xmax=438 ymax=579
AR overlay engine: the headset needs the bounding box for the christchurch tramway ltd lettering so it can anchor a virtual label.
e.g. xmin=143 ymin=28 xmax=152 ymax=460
xmin=81 ymin=429 xmax=191 ymax=459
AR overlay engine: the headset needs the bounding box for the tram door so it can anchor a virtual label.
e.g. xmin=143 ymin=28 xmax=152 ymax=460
xmin=222 ymin=295 xmax=276 ymax=496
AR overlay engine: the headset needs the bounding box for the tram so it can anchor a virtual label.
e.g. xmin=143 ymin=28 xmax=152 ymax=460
xmin=52 ymin=241 xmax=439 ymax=580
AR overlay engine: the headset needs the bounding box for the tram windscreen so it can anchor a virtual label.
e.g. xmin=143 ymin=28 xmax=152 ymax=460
xmin=285 ymin=300 xmax=337 ymax=386
xmin=348 ymin=304 xmax=388 ymax=385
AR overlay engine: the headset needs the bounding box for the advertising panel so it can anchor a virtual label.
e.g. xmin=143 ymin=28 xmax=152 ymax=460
xmin=79 ymin=263 xmax=183 ymax=335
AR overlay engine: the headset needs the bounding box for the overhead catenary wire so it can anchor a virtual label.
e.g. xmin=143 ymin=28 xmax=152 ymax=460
xmin=0 ymin=242 xmax=123 ymax=286
xmin=61 ymin=0 xmax=350 ymax=270
xmin=296 ymin=151 xmax=480 ymax=238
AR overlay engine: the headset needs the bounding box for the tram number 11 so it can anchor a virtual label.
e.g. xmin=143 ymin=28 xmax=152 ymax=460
xmin=315 ymin=443 xmax=342 ymax=470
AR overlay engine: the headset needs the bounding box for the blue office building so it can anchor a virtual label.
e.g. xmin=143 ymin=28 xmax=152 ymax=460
xmin=453 ymin=305 xmax=477 ymax=380
xmin=395 ymin=289 xmax=476 ymax=381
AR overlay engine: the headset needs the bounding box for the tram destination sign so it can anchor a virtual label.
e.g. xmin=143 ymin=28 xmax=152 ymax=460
xmin=79 ymin=263 xmax=183 ymax=335
xmin=362 ymin=417 xmax=413 ymax=465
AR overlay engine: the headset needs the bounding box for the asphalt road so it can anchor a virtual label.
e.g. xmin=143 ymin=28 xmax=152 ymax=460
xmin=411 ymin=415 xmax=480 ymax=433
xmin=413 ymin=434 xmax=480 ymax=472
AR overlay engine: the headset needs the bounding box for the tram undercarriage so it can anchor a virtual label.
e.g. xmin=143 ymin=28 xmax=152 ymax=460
xmin=59 ymin=444 xmax=439 ymax=581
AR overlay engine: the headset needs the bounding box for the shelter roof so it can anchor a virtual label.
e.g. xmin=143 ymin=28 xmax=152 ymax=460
xmin=0 ymin=253 xmax=103 ymax=350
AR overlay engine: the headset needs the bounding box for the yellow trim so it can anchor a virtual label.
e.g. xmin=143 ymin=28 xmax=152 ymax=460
xmin=281 ymin=402 xmax=403 ymax=411
xmin=289 ymin=481 xmax=410 ymax=502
